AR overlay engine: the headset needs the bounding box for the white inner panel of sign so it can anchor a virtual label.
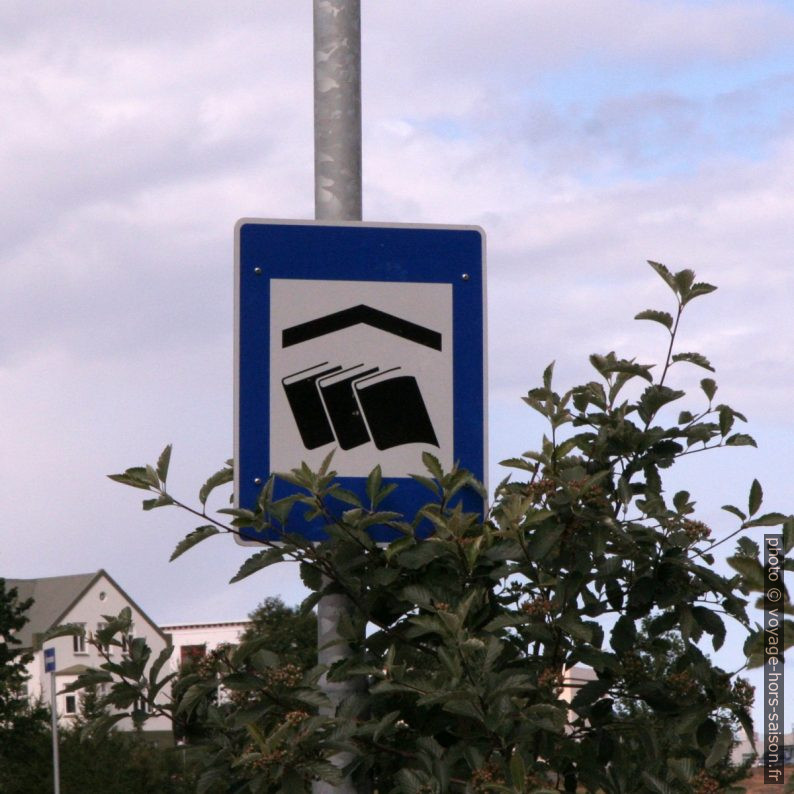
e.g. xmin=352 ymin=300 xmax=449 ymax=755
xmin=270 ymin=278 xmax=453 ymax=477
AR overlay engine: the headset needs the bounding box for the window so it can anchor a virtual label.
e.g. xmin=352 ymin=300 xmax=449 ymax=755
xmin=133 ymin=696 xmax=148 ymax=717
xmin=180 ymin=644 xmax=206 ymax=668
xmin=64 ymin=695 xmax=77 ymax=714
xmin=73 ymin=625 xmax=86 ymax=654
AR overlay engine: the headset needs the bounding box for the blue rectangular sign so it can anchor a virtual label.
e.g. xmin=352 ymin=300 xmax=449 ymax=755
xmin=235 ymin=219 xmax=486 ymax=542
xmin=44 ymin=647 xmax=56 ymax=673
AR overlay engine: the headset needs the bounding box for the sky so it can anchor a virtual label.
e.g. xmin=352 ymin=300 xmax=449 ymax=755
xmin=1 ymin=1 xmax=791 ymax=734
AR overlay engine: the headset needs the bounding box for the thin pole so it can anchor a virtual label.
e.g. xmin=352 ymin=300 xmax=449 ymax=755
xmin=50 ymin=669 xmax=61 ymax=794
xmin=314 ymin=0 xmax=362 ymax=221
xmin=313 ymin=2 xmax=362 ymax=793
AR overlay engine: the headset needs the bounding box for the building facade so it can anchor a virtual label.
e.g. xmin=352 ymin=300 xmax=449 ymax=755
xmin=7 ymin=570 xmax=172 ymax=739
xmin=161 ymin=620 xmax=251 ymax=671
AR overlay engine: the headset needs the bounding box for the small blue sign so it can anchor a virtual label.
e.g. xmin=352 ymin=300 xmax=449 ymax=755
xmin=235 ymin=220 xmax=486 ymax=542
xmin=44 ymin=647 xmax=56 ymax=673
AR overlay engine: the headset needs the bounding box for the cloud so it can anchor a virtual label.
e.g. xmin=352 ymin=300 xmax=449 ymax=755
xmin=363 ymin=0 xmax=794 ymax=101
xmin=1 ymin=0 xmax=792 ymax=658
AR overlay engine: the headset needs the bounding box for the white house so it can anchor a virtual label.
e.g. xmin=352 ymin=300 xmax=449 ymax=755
xmin=162 ymin=620 xmax=252 ymax=672
xmin=7 ymin=570 xmax=172 ymax=741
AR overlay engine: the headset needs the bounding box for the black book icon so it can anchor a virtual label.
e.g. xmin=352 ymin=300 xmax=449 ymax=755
xmin=354 ymin=368 xmax=438 ymax=450
xmin=318 ymin=365 xmax=379 ymax=450
xmin=282 ymin=363 xmax=343 ymax=449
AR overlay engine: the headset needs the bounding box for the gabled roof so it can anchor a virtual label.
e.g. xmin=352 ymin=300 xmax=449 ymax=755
xmin=4 ymin=569 xmax=167 ymax=650
xmin=5 ymin=572 xmax=96 ymax=649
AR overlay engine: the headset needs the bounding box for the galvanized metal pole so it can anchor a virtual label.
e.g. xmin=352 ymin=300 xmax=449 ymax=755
xmin=313 ymin=2 xmax=362 ymax=793
xmin=314 ymin=0 xmax=362 ymax=222
xmin=50 ymin=669 xmax=61 ymax=794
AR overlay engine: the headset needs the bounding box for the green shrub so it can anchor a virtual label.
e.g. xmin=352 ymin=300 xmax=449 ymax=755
xmin=69 ymin=262 xmax=793 ymax=793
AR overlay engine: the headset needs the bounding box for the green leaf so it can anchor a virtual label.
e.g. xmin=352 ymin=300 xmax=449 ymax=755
xmin=196 ymin=769 xmax=226 ymax=794
xmin=510 ymin=749 xmax=526 ymax=788
xmin=722 ymin=504 xmax=747 ymax=521
xmin=396 ymin=768 xmax=431 ymax=794
xmin=784 ymin=517 xmax=794 ymax=554
xmin=674 ymin=268 xmax=696 ymax=296
xmin=372 ymin=710 xmax=401 ymax=743
xmin=638 ymin=385 xmax=685 ymax=423
xmin=557 ymin=612 xmax=593 ymax=642
xmin=220 ymin=672 xmax=264 ymax=691
xmin=156 ymin=444 xmax=172 ymax=483
xmin=42 ymin=623 xmax=85 ymax=642
xmin=527 ymin=525 xmax=564 ymax=561
xmin=692 ymin=606 xmax=726 ymax=651
xmin=668 ymin=757 xmax=697 ymax=782
xmin=143 ymin=464 xmax=161 ymax=488
xmin=748 ymin=479 xmax=763 ymax=517
xmin=736 ymin=537 xmax=759 ymax=557
xmin=148 ymin=644 xmax=175 ymax=693
xmin=635 ymin=309 xmax=673 ymax=330
xmin=603 ymin=360 xmax=654 ymax=383
xmin=199 ymin=466 xmax=233 ymax=505
xmin=744 ymin=512 xmax=787 ymax=528
xmin=421 ymin=451 xmax=444 ymax=481
xmin=61 ymin=669 xmax=113 ymax=691
xmin=177 ymin=681 xmax=220 ymax=716
xmin=682 ymin=281 xmax=718 ymax=305
xmin=499 ymin=457 xmax=538 ymax=472
xmin=617 ymin=476 xmax=633 ymax=507
xmin=571 ymin=679 xmax=612 ymax=710
xmin=328 ymin=486 xmax=361 ymax=507
xmin=727 ymin=556 xmax=765 ymax=590
xmin=696 ymin=719 xmax=718 ymax=749
xmin=525 ymin=703 xmax=566 ymax=732
xmin=409 ymin=474 xmax=440 ymax=495
xmin=299 ymin=562 xmax=323 ymax=591
xmin=170 ymin=525 xmax=220 ymax=561
xmin=542 ymin=361 xmax=555 ymax=390
xmin=80 ymin=712 xmax=127 ymax=742
xmin=647 ymin=260 xmax=678 ymax=293
xmin=672 ymin=490 xmax=691 ymax=513
xmin=671 ymin=352 xmax=714 ymax=371
xmin=744 ymin=629 xmax=766 ymax=668
xmin=366 ymin=465 xmax=383 ymax=507
xmin=648 ymin=611 xmax=678 ymax=636
xmin=107 ymin=469 xmax=154 ymax=491
xmin=229 ymin=547 xmax=285 ymax=583
xmin=718 ymin=405 xmax=735 ymax=437
xmin=384 ymin=535 xmax=415 ymax=562
xmin=396 ymin=540 xmax=448 ymax=569
xmin=700 ymin=378 xmax=717 ymax=402
xmin=706 ymin=726 xmax=734 ymax=768
xmin=316 ymin=447 xmax=335 ymax=475
xmin=142 ymin=494 xmax=174 ymax=511
xmin=611 ymin=615 xmax=636 ymax=654
xmin=725 ymin=433 xmax=757 ymax=447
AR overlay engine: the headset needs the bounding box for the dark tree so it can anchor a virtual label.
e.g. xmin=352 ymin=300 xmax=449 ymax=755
xmin=0 ymin=579 xmax=51 ymax=792
xmin=242 ymin=596 xmax=317 ymax=671
xmin=0 ymin=577 xmax=35 ymax=723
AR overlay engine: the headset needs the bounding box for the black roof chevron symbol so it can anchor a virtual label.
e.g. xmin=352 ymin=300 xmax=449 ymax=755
xmin=282 ymin=304 xmax=442 ymax=351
